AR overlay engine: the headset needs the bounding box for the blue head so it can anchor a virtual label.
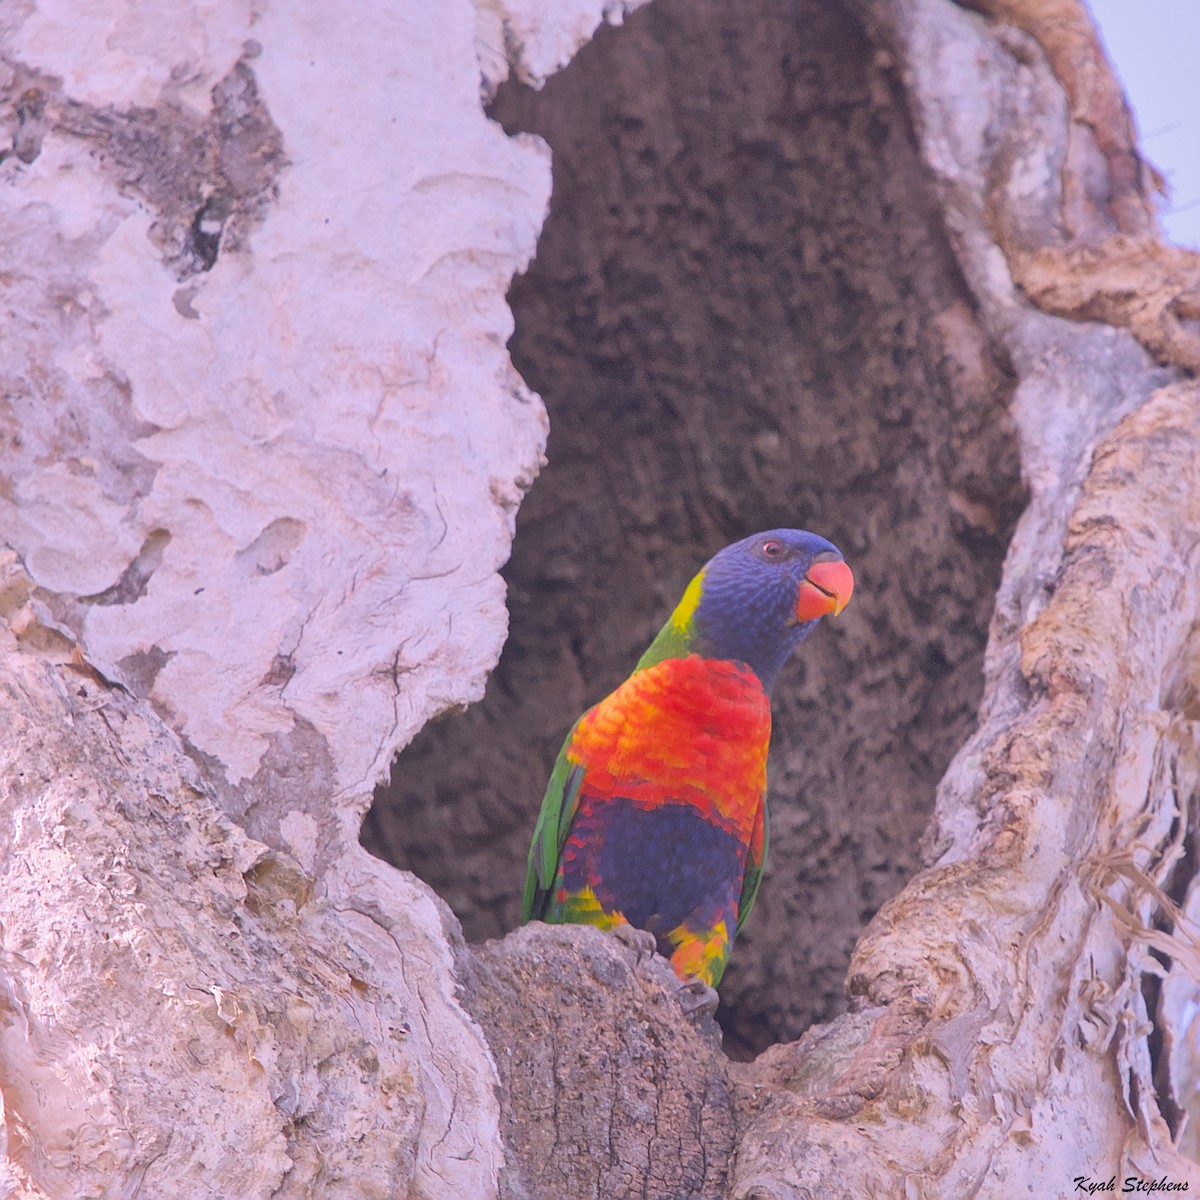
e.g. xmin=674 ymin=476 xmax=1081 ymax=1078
xmin=639 ymin=529 xmax=854 ymax=690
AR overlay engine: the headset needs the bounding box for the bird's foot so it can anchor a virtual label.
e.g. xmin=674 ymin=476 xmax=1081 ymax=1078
xmin=611 ymin=922 xmax=658 ymax=964
xmin=677 ymin=976 xmax=720 ymax=1019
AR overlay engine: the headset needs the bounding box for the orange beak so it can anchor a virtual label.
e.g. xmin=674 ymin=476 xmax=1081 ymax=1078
xmin=795 ymin=559 xmax=854 ymax=622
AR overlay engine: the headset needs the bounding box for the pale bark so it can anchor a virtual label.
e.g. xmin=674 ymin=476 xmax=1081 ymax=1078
xmin=3 ymin=0 xmax=1200 ymax=1198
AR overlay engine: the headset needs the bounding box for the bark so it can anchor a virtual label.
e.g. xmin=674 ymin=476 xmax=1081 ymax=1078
xmin=3 ymin=0 xmax=1200 ymax=1198
xmin=0 ymin=553 xmax=500 ymax=1198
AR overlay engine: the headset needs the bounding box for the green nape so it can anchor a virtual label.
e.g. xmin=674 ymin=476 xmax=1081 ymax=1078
xmin=634 ymin=568 xmax=705 ymax=672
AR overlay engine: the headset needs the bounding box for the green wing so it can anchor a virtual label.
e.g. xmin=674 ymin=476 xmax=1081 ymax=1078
xmin=735 ymin=796 xmax=769 ymax=936
xmin=521 ymin=726 xmax=586 ymax=922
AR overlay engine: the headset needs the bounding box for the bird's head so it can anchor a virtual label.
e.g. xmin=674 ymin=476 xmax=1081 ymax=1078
xmin=639 ymin=529 xmax=854 ymax=689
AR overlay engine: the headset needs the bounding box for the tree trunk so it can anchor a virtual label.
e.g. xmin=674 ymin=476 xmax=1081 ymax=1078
xmin=4 ymin=0 xmax=1200 ymax=1197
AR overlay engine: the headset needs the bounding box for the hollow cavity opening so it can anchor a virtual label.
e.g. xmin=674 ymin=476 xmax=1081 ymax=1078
xmin=363 ymin=0 xmax=1025 ymax=1060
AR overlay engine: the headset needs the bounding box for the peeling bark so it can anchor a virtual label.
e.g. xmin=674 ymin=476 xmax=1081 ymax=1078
xmin=1012 ymin=238 xmax=1200 ymax=373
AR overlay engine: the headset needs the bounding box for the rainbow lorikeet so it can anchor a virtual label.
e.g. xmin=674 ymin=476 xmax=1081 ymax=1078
xmin=521 ymin=529 xmax=853 ymax=1010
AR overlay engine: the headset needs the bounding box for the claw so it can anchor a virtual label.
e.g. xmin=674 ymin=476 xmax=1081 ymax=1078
xmin=677 ymin=976 xmax=720 ymax=1018
xmin=612 ymin=923 xmax=658 ymax=963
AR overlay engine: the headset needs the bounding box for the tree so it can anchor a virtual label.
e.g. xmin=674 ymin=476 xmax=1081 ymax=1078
xmin=3 ymin=0 xmax=1199 ymax=1196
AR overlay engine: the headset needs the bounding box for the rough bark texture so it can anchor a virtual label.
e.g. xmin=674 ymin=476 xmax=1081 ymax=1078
xmin=460 ymin=924 xmax=736 ymax=1200
xmin=5 ymin=0 xmax=1200 ymax=1197
xmin=0 ymin=553 xmax=500 ymax=1198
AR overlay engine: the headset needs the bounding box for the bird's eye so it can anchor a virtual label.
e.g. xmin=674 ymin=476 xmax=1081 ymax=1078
xmin=760 ymin=539 xmax=783 ymax=559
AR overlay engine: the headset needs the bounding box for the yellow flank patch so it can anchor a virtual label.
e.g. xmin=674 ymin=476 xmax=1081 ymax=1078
xmin=556 ymin=885 xmax=622 ymax=931
xmin=668 ymin=919 xmax=730 ymax=988
xmin=670 ymin=568 xmax=706 ymax=632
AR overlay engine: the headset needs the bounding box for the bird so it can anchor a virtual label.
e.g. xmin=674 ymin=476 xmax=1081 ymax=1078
xmin=521 ymin=528 xmax=853 ymax=1013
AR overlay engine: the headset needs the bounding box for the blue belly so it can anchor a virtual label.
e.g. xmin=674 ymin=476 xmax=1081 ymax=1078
xmin=559 ymin=795 xmax=747 ymax=937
